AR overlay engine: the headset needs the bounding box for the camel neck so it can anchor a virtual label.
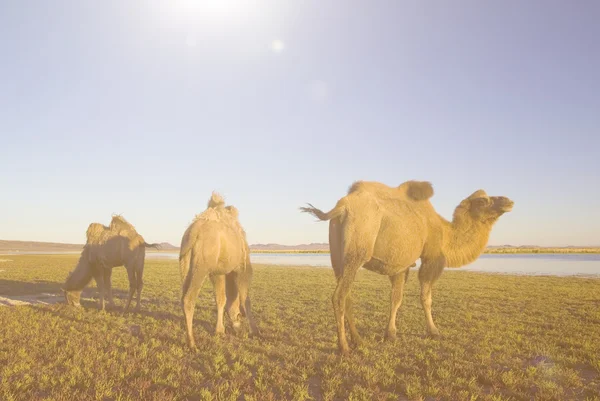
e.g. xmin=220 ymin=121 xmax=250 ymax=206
xmin=442 ymin=217 xmax=492 ymax=268
xmin=64 ymin=250 xmax=94 ymax=291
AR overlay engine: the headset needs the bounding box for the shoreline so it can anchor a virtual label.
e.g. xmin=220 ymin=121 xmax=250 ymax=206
xmin=2 ymin=247 xmax=600 ymax=256
xmin=251 ymin=248 xmax=600 ymax=254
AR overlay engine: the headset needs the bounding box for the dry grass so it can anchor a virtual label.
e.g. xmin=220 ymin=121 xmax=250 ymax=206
xmin=0 ymin=255 xmax=599 ymax=400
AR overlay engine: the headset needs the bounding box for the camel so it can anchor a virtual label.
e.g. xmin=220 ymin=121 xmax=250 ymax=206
xmin=301 ymin=180 xmax=513 ymax=355
xmin=179 ymin=193 xmax=259 ymax=349
xmin=63 ymin=215 xmax=160 ymax=311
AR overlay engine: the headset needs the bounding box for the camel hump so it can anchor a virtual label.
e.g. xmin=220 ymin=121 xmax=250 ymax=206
xmin=207 ymin=191 xmax=225 ymax=209
xmin=225 ymin=205 xmax=239 ymax=219
xmin=348 ymin=180 xmax=434 ymax=201
xmin=86 ymin=223 xmax=106 ymax=244
xmin=347 ymin=181 xmax=364 ymax=194
xmin=403 ymin=181 xmax=434 ymax=201
xmin=347 ymin=180 xmax=388 ymax=194
xmin=110 ymin=215 xmax=136 ymax=232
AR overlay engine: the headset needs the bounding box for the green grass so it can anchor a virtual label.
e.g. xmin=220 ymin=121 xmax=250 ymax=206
xmin=1 ymin=255 xmax=599 ymax=401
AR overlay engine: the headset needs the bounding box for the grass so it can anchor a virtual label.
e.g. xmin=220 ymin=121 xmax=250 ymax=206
xmin=0 ymin=255 xmax=599 ymax=400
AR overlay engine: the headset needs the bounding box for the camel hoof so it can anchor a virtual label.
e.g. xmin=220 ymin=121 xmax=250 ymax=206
xmin=339 ymin=348 xmax=351 ymax=357
xmin=384 ymin=332 xmax=397 ymax=342
xmin=351 ymin=337 xmax=363 ymax=348
xmin=428 ymin=328 xmax=441 ymax=338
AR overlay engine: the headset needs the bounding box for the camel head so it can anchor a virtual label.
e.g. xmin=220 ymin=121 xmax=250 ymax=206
xmin=63 ymin=270 xmax=83 ymax=307
xmin=63 ymin=288 xmax=82 ymax=307
xmin=456 ymin=190 xmax=514 ymax=224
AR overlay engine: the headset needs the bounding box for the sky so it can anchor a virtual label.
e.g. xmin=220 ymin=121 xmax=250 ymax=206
xmin=0 ymin=1 xmax=599 ymax=247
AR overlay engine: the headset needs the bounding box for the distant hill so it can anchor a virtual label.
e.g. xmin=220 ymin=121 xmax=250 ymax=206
xmin=0 ymin=240 xmax=83 ymax=252
xmin=1 ymin=240 xmax=598 ymax=254
xmin=0 ymin=240 xmax=179 ymax=253
xmin=156 ymin=242 xmax=179 ymax=250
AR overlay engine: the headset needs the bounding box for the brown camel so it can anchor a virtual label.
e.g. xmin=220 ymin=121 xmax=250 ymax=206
xmin=179 ymin=193 xmax=259 ymax=349
xmin=63 ymin=215 xmax=160 ymax=311
xmin=301 ymin=180 xmax=514 ymax=355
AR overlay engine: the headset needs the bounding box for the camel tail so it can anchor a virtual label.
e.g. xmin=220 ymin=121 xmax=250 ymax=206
xmin=299 ymin=203 xmax=345 ymax=222
xmin=179 ymin=249 xmax=192 ymax=285
xmin=405 ymin=181 xmax=434 ymax=201
xmin=225 ymin=273 xmax=240 ymax=311
xmin=144 ymin=242 xmax=161 ymax=250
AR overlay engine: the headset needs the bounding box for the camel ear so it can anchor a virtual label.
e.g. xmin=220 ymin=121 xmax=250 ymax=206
xmin=225 ymin=206 xmax=239 ymax=219
xmin=468 ymin=190 xmax=488 ymax=200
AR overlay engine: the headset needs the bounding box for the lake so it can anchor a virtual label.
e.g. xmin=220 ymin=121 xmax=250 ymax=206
xmin=146 ymin=252 xmax=600 ymax=277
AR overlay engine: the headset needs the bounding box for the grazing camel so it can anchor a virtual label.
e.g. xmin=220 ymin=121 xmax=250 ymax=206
xmin=179 ymin=193 xmax=259 ymax=349
xmin=63 ymin=215 xmax=159 ymax=311
xmin=301 ymin=180 xmax=514 ymax=355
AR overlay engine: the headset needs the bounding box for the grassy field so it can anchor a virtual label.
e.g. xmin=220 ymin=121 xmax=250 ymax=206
xmin=1 ymin=255 xmax=599 ymax=401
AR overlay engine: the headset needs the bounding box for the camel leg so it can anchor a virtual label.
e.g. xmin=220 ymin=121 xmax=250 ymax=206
xmin=210 ymin=274 xmax=226 ymax=335
xmin=225 ymin=271 xmax=242 ymax=333
xmin=418 ymin=260 xmax=445 ymax=337
xmin=238 ymin=267 xmax=259 ymax=336
xmin=332 ymin=262 xmax=362 ymax=355
xmin=103 ymin=268 xmax=115 ymax=308
xmin=329 ymin=219 xmax=361 ymax=346
xmin=134 ymin=257 xmax=144 ymax=312
xmin=93 ymin=269 xmax=106 ymax=311
xmin=386 ymin=269 xmax=410 ymax=341
xmin=182 ymin=267 xmax=208 ymax=349
xmin=345 ymin=295 xmax=362 ymax=347
xmin=124 ymin=267 xmax=137 ymax=312
xmin=242 ymin=295 xmax=259 ymax=336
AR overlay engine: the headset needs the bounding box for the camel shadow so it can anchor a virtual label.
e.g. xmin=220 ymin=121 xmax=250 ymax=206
xmin=0 ymin=279 xmax=64 ymax=296
xmin=0 ymin=279 xmax=73 ymax=306
xmin=0 ymin=278 xmax=140 ymax=307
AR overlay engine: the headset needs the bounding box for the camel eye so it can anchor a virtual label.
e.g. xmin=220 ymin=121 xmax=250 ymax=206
xmin=473 ymin=198 xmax=489 ymax=208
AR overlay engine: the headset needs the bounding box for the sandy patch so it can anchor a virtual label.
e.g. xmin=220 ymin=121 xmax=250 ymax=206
xmin=0 ymin=293 xmax=98 ymax=307
xmin=0 ymin=293 xmax=64 ymax=307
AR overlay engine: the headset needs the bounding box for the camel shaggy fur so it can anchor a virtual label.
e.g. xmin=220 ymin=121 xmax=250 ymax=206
xmin=301 ymin=180 xmax=514 ymax=355
xmin=63 ymin=215 xmax=159 ymax=311
xmin=179 ymin=193 xmax=259 ymax=349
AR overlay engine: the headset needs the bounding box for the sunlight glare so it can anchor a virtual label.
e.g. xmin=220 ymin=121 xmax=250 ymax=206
xmin=271 ymin=39 xmax=285 ymax=53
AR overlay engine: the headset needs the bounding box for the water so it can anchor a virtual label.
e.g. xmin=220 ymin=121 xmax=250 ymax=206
xmin=145 ymin=252 xmax=600 ymax=277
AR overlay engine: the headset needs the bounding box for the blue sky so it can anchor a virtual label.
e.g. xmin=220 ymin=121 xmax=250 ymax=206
xmin=0 ymin=1 xmax=598 ymax=247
